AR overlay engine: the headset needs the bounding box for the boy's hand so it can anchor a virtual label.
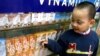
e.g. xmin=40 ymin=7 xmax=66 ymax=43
xmin=40 ymin=39 xmax=48 ymax=47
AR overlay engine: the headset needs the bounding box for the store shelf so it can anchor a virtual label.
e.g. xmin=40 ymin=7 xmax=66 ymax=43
xmin=0 ymin=21 xmax=70 ymax=38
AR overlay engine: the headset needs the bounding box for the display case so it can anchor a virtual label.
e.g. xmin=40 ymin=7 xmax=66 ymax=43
xmin=0 ymin=12 xmax=71 ymax=56
xmin=0 ymin=0 xmax=99 ymax=56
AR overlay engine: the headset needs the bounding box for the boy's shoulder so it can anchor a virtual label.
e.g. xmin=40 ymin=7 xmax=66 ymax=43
xmin=63 ymin=29 xmax=74 ymax=35
xmin=63 ymin=29 xmax=99 ymax=38
xmin=90 ymin=30 xmax=99 ymax=37
xmin=60 ymin=29 xmax=74 ymax=39
xmin=90 ymin=30 xmax=99 ymax=40
xmin=64 ymin=29 xmax=98 ymax=36
xmin=61 ymin=29 xmax=77 ymax=37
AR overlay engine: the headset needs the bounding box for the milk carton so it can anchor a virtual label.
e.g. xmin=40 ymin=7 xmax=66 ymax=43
xmin=0 ymin=38 xmax=6 ymax=56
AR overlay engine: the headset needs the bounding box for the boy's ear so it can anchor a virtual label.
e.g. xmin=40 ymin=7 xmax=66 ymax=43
xmin=89 ymin=19 xmax=95 ymax=27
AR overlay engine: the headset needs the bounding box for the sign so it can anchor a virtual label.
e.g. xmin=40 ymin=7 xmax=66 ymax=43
xmin=0 ymin=0 xmax=99 ymax=13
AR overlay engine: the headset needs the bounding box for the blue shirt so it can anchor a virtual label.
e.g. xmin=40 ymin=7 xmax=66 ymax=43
xmin=46 ymin=29 xmax=99 ymax=56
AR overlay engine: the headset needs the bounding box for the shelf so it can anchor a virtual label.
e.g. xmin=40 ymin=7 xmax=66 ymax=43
xmin=0 ymin=21 xmax=70 ymax=38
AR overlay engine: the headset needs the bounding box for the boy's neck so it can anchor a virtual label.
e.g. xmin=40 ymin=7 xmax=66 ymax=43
xmin=78 ymin=28 xmax=90 ymax=35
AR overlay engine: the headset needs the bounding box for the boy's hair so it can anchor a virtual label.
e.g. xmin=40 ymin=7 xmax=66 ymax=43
xmin=75 ymin=1 xmax=96 ymax=19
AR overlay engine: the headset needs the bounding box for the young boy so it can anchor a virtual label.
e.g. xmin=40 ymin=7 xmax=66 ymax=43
xmin=41 ymin=1 xmax=99 ymax=56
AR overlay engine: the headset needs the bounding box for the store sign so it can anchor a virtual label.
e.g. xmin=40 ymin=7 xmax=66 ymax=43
xmin=34 ymin=0 xmax=100 ymax=12
xmin=0 ymin=0 xmax=99 ymax=13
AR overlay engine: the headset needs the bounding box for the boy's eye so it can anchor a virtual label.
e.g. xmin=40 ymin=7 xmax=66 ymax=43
xmin=71 ymin=19 xmax=75 ymax=22
xmin=77 ymin=21 xmax=84 ymax=25
xmin=71 ymin=19 xmax=84 ymax=25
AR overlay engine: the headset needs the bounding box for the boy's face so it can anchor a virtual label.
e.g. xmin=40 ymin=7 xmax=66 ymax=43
xmin=71 ymin=8 xmax=95 ymax=33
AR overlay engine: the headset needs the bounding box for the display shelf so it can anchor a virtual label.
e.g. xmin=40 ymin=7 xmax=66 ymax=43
xmin=0 ymin=21 xmax=70 ymax=38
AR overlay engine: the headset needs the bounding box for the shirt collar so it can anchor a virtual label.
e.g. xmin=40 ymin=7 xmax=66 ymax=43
xmin=79 ymin=28 xmax=91 ymax=35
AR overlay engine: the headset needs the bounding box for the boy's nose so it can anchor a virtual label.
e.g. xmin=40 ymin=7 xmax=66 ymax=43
xmin=71 ymin=22 xmax=78 ymax=27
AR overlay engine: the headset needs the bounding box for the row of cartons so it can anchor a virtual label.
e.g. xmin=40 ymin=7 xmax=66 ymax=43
xmin=0 ymin=12 xmax=71 ymax=30
xmin=6 ymin=30 xmax=57 ymax=56
xmin=0 ymin=13 xmax=55 ymax=29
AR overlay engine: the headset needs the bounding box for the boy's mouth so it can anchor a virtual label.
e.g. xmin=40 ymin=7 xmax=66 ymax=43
xmin=73 ymin=27 xmax=79 ymax=31
xmin=72 ymin=27 xmax=82 ymax=33
xmin=73 ymin=28 xmax=81 ymax=33
xmin=74 ymin=29 xmax=79 ymax=32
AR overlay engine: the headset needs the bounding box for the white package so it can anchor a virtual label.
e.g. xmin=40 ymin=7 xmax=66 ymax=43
xmin=41 ymin=13 xmax=47 ymax=24
xmin=0 ymin=39 xmax=6 ymax=56
xmin=20 ymin=13 xmax=31 ymax=27
xmin=46 ymin=13 xmax=55 ymax=24
xmin=8 ymin=14 xmax=20 ymax=28
xmin=0 ymin=14 xmax=9 ymax=29
xmin=32 ymin=13 xmax=40 ymax=25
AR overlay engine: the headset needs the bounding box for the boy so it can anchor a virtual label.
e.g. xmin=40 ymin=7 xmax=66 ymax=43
xmin=41 ymin=1 xmax=99 ymax=56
